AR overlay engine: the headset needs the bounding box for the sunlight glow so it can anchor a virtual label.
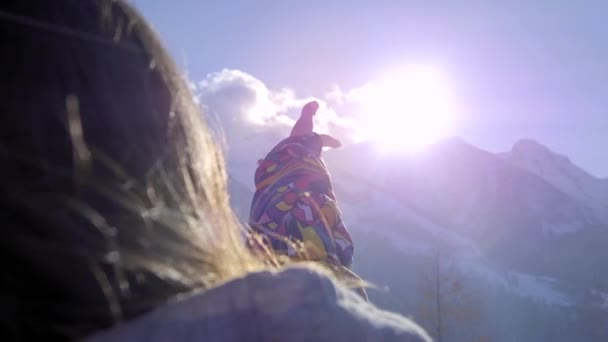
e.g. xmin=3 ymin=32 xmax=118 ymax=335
xmin=351 ymin=65 xmax=459 ymax=153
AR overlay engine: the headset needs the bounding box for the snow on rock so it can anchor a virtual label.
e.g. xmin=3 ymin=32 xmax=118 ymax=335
xmin=506 ymin=272 xmax=571 ymax=306
xmin=331 ymin=167 xmax=482 ymax=255
xmin=502 ymin=139 xmax=608 ymax=223
xmin=453 ymin=252 xmax=572 ymax=307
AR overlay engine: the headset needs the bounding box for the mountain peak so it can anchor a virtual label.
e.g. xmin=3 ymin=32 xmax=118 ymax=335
xmin=512 ymin=139 xmax=552 ymax=157
xmin=504 ymin=139 xmax=608 ymax=218
xmin=435 ymin=136 xmax=470 ymax=148
xmin=510 ymin=139 xmax=573 ymax=166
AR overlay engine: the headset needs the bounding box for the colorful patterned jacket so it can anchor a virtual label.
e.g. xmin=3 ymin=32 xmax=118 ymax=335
xmin=249 ymin=133 xmax=354 ymax=268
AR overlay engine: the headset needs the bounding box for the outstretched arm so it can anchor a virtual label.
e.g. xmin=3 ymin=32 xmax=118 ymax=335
xmin=291 ymin=101 xmax=343 ymax=149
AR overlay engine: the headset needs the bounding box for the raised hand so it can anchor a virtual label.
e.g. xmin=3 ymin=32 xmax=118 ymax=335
xmin=290 ymin=101 xmax=319 ymax=137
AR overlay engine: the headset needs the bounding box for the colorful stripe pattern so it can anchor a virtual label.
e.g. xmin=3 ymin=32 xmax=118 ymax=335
xmin=249 ymin=133 xmax=354 ymax=267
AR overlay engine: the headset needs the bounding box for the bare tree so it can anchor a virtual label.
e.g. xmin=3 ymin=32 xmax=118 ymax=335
xmin=415 ymin=243 xmax=481 ymax=342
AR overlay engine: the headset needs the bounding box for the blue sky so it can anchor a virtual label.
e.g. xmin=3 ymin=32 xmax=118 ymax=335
xmin=134 ymin=1 xmax=607 ymax=177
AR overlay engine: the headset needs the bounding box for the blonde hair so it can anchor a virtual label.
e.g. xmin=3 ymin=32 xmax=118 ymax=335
xmin=0 ymin=0 xmax=262 ymax=339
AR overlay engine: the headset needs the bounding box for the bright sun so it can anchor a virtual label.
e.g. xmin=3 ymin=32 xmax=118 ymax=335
xmin=353 ymin=65 xmax=458 ymax=152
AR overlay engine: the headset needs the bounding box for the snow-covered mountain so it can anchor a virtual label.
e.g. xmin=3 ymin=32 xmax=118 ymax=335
xmin=501 ymin=139 xmax=608 ymax=223
xmin=228 ymin=137 xmax=608 ymax=341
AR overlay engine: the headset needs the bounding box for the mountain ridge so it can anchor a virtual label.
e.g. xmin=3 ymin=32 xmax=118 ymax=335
xmin=228 ymin=136 xmax=608 ymax=341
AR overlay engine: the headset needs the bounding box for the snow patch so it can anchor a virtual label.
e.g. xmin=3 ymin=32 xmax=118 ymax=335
xmin=431 ymin=249 xmax=573 ymax=307
xmin=542 ymin=221 xmax=584 ymax=236
xmin=506 ymin=272 xmax=571 ymax=306
xmin=333 ymin=175 xmax=481 ymax=254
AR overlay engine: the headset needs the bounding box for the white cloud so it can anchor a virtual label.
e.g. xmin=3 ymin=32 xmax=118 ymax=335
xmin=192 ymin=65 xmax=463 ymax=185
xmin=194 ymin=69 xmax=359 ymax=176
xmin=325 ymin=84 xmax=346 ymax=106
xmin=198 ymin=69 xmax=285 ymax=126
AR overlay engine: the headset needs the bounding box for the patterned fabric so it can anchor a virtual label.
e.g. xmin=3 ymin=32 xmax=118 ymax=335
xmin=249 ymin=133 xmax=354 ymax=268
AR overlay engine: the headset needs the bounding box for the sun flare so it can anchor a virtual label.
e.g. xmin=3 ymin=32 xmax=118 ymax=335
xmin=352 ymin=65 xmax=459 ymax=152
